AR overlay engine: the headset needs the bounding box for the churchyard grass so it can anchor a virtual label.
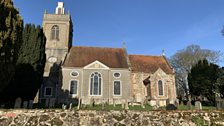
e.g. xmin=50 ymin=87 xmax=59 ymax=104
xmin=178 ymin=105 xmax=216 ymax=110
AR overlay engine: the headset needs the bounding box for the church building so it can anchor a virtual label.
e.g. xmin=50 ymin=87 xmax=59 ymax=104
xmin=39 ymin=2 xmax=176 ymax=107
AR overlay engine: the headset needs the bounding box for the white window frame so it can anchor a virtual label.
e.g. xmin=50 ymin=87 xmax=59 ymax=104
xmin=113 ymin=72 xmax=121 ymax=78
xmin=113 ymin=80 xmax=122 ymax=96
xmin=158 ymin=80 xmax=164 ymax=96
xmin=70 ymin=71 xmax=79 ymax=77
xmin=44 ymin=87 xmax=52 ymax=96
xmin=89 ymin=72 xmax=103 ymax=96
xmin=69 ymin=79 xmax=79 ymax=97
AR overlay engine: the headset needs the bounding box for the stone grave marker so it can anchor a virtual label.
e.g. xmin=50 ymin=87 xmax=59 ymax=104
xmin=195 ymin=101 xmax=202 ymax=110
xmin=187 ymin=100 xmax=192 ymax=110
xmin=141 ymin=101 xmax=145 ymax=109
xmin=14 ymin=97 xmax=22 ymax=109
xmin=23 ymin=101 xmax=28 ymax=108
xmin=49 ymin=98 xmax=56 ymax=108
xmin=45 ymin=98 xmax=50 ymax=108
xmin=28 ymin=100 xmax=33 ymax=109
xmin=125 ymin=99 xmax=129 ymax=110
xmin=175 ymin=99 xmax=179 ymax=108
xmin=113 ymin=98 xmax=116 ymax=107
xmin=69 ymin=103 xmax=72 ymax=110
xmin=62 ymin=104 xmax=66 ymax=110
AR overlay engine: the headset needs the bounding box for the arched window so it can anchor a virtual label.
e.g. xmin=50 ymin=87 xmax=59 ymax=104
xmin=70 ymin=80 xmax=78 ymax=95
xmin=158 ymin=80 xmax=164 ymax=96
xmin=51 ymin=25 xmax=59 ymax=40
xmin=90 ymin=72 xmax=102 ymax=95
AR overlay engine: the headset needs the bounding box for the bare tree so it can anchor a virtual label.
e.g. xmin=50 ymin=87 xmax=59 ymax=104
xmin=170 ymin=45 xmax=222 ymax=100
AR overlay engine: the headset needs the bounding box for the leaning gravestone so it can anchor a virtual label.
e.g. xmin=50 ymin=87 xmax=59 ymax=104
xmin=195 ymin=101 xmax=202 ymax=110
xmin=14 ymin=97 xmax=22 ymax=109
xmin=23 ymin=101 xmax=28 ymax=108
xmin=28 ymin=100 xmax=33 ymax=109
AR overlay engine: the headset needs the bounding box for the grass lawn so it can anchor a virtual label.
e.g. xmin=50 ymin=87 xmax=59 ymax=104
xmin=178 ymin=104 xmax=216 ymax=110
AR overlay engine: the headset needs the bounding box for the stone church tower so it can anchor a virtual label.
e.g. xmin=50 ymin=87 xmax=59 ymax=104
xmin=39 ymin=2 xmax=73 ymax=104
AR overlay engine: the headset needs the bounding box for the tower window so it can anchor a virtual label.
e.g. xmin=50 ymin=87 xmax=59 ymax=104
xmin=51 ymin=25 xmax=59 ymax=41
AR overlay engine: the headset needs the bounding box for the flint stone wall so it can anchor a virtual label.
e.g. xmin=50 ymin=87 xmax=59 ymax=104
xmin=0 ymin=110 xmax=224 ymax=126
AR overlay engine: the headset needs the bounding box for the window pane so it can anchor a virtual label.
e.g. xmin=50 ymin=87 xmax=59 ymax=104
xmin=90 ymin=72 xmax=101 ymax=95
xmin=70 ymin=81 xmax=77 ymax=94
xmin=90 ymin=78 xmax=93 ymax=95
xmin=99 ymin=78 xmax=101 ymax=95
xmin=158 ymin=80 xmax=163 ymax=95
xmin=114 ymin=81 xmax=121 ymax=95
xmin=94 ymin=82 xmax=98 ymax=95
xmin=45 ymin=88 xmax=52 ymax=96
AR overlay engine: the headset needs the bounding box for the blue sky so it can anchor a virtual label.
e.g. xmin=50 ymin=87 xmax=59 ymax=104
xmin=14 ymin=0 xmax=224 ymax=66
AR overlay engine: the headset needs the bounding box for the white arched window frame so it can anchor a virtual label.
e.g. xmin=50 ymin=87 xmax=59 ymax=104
xmin=90 ymin=72 xmax=102 ymax=96
xmin=51 ymin=25 xmax=59 ymax=40
xmin=158 ymin=80 xmax=164 ymax=96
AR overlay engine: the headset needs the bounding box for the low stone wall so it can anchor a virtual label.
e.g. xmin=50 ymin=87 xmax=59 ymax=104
xmin=0 ymin=109 xmax=224 ymax=126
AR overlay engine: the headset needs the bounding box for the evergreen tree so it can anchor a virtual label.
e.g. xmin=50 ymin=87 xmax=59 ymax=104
xmin=13 ymin=24 xmax=46 ymax=100
xmin=0 ymin=0 xmax=23 ymax=93
xmin=216 ymin=67 xmax=224 ymax=98
xmin=188 ymin=59 xmax=220 ymax=105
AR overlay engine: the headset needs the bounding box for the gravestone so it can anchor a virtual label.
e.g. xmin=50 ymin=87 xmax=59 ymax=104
xmin=141 ymin=101 xmax=145 ymax=109
xmin=125 ymin=99 xmax=129 ymax=110
xmin=187 ymin=101 xmax=192 ymax=110
xmin=49 ymin=98 xmax=56 ymax=108
xmin=45 ymin=98 xmax=50 ymax=108
xmin=62 ymin=104 xmax=66 ymax=110
xmin=23 ymin=101 xmax=28 ymax=108
xmin=195 ymin=101 xmax=202 ymax=110
xmin=69 ymin=103 xmax=72 ymax=110
xmin=14 ymin=97 xmax=22 ymax=109
xmin=28 ymin=100 xmax=33 ymax=109
xmin=175 ymin=99 xmax=179 ymax=108
xmin=113 ymin=98 xmax=116 ymax=107
xmin=121 ymin=100 xmax=125 ymax=109
xmin=77 ymin=98 xmax=81 ymax=110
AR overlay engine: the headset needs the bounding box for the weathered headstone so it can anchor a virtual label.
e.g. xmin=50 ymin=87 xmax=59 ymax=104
xmin=113 ymin=98 xmax=116 ymax=107
xmin=121 ymin=100 xmax=125 ymax=109
xmin=62 ymin=104 xmax=66 ymax=110
xmin=23 ymin=101 xmax=28 ymax=108
xmin=141 ymin=101 xmax=145 ymax=109
xmin=125 ymin=99 xmax=129 ymax=110
xmin=187 ymin=101 xmax=192 ymax=110
xmin=45 ymin=98 xmax=50 ymax=108
xmin=49 ymin=98 xmax=56 ymax=108
xmin=175 ymin=99 xmax=179 ymax=108
xmin=14 ymin=97 xmax=22 ymax=109
xmin=195 ymin=101 xmax=202 ymax=110
xmin=28 ymin=100 xmax=33 ymax=109
xmin=69 ymin=103 xmax=72 ymax=110
xmin=77 ymin=98 xmax=81 ymax=110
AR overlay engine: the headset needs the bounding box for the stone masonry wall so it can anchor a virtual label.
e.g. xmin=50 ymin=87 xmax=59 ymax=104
xmin=1 ymin=110 xmax=224 ymax=126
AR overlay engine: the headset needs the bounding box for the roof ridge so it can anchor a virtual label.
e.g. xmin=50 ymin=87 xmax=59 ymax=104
xmin=129 ymin=54 xmax=163 ymax=57
xmin=71 ymin=46 xmax=123 ymax=49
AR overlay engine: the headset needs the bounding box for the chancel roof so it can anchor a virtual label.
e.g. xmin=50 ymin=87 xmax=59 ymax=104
xmin=128 ymin=55 xmax=174 ymax=74
xmin=63 ymin=46 xmax=129 ymax=68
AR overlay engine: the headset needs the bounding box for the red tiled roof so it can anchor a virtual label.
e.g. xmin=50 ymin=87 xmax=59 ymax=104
xmin=63 ymin=46 xmax=129 ymax=68
xmin=128 ymin=55 xmax=174 ymax=74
